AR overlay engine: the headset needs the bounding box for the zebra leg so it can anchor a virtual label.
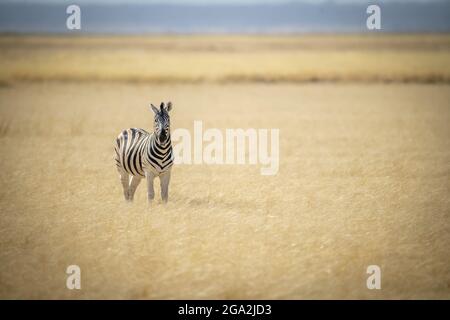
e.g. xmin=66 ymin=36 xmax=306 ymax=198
xmin=119 ymin=171 xmax=130 ymax=201
xmin=145 ymin=170 xmax=156 ymax=203
xmin=160 ymin=170 xmax=171 ymax=204
xmin=128 ymin=175 xmax=142 ymax=201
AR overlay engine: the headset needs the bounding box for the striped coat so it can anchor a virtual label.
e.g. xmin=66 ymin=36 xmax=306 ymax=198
xmin=114 ymin=127 xmax=174 ymax=177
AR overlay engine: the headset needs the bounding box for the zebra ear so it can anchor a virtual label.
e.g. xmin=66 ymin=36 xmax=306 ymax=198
xmin=160 ymin=102 xmax=165 ymax=111
xmin=166 ymin=102 xmax=172 ymax=112
xmin=150 ymin=104 xmax=159 ymax=114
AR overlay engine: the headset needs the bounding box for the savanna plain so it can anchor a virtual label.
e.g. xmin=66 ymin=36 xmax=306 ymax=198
xmin=0 ymin=35 xmax=449 ymax=299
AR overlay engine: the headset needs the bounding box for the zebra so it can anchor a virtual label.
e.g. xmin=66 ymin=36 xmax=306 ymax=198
xmin=114 ymin=102 xmax=174 ymax=203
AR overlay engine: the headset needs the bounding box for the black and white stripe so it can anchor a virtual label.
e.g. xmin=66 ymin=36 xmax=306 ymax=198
xmin=114 ymin=101 xmax=173 ymax=202
xmin=114 ymin=128 xmax=173 ymax=177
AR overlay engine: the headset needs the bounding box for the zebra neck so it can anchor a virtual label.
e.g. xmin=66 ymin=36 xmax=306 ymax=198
xmin=151 ymin=134 xmax=171 ymax=153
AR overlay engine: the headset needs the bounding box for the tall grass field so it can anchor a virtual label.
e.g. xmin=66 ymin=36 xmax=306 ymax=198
xmin=0 ymin=35 xmax=449 ymax=299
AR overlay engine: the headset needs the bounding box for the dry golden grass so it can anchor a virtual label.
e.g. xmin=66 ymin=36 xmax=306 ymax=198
xmin=0 ymin=81 xmax=449 ymax=299
xmin=0 ymin=35 xmax=449 ymax=299
xmin=1 ymin=34 xmax=450 ymax=84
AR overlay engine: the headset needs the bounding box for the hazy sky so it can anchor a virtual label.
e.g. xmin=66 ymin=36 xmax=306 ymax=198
xmin=0 ymin=0 xmax=446 ymax=3
xmin=0 ymin=0 xmax=449 ymax=33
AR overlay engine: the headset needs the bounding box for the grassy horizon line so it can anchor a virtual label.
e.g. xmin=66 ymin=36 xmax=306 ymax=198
xmin=1 ymin=34 xmax=449 ymax=85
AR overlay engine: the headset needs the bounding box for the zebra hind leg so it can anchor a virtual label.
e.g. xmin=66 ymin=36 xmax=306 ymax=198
xmin=119 ymin=171 xmax=130 ymax=201
xmin=128 ymin=176 xmax=142 ymax=201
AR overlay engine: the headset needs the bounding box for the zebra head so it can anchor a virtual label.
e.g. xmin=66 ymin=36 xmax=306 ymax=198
xmin=150 ymin=102 xmax=172 ymax=144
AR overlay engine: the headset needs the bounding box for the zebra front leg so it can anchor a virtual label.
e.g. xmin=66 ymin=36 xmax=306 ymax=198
xmin=120 ymin=171 xmax=130 ymax=201
xmin=160 ymin=169 xmax=171 ymax=204
xmin=128 ymin=175 xmax=142 ymax=201
xmin=145 ymin=170 xmax=156 ymax=203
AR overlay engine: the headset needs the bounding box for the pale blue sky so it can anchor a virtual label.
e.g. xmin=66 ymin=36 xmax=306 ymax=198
xmin=1 ymin=0 xmax=449 ymax=33
xmin=0 ymin=0 xmax=445 ymax=3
